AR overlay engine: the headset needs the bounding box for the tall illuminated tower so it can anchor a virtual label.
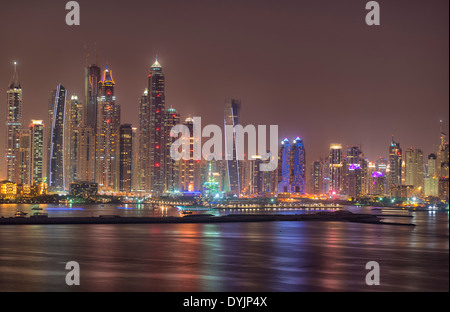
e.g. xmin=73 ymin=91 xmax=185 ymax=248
xmin=65 ymin=95 xmax=83 ymax=186
xmin=224 ymin=99 xmax=241 ymax=196
xmin=148 ymin=58 xmax=166 ymax=194
xmin=329 ymin=144 xmax=343 ymax=195
xmin=85 ymin=64 xmax=101 ymax=128
xmin=164 ymin=106 xmax=180 ymax=193
xmin=78 ymin=63 xmax=101 ymax=183
xmin=29 ymin=120 xmax=45 ymax=184
xmin=290 ymin=137 xmax=306 ymax=194
xmin=46 ymin=88 xmax=56 ymax=181
xmin=95 ymin=65 xmax=120 ymax=191
xmin=49 ymin=84 xmax=67 ymax=192
xmin=138 ymin=88 xmax=150 ymax=191
xmin=389 ymin=137 xmax=403 ymax=190
xmin=5 ymin=61 xmax=23 ymax=182
xmin=405 ymin=148 xmax=424 ymax=191
xmin=179 ymin=117 xmax=202 ymax=193
xmin=346 ymin=146 xmax=362 ymax=198
xmin=118 ymin=124 xmax=133 ymax=192
xmin=16 ymin=129 xmax=31 ymax=185
xmin=277 ymin=138 xmax=291 ymax=193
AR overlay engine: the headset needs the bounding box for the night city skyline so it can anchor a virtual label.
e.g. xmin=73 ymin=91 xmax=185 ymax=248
xmin=0 ymin=0 xmax=449 ymax=296
xmin=1 ymin=0 xmax=448 ymax=181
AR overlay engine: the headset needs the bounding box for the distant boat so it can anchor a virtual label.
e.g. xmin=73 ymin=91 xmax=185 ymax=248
xmin=181 ymin=211 xmax=193 ymax=215
xmin=15 ymin=210 xmax=28 ymax=218
xmin=32 ymin=206 xmax=43 ymax=211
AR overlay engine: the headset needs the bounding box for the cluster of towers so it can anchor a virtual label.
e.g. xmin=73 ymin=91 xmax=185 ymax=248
xmin=3 ymin=58 xmax=449 ymax=202
xmin=308 ymin=134 xmax=449 ymax=201
xmin=3 ymin=58 xmax=278 ymax=198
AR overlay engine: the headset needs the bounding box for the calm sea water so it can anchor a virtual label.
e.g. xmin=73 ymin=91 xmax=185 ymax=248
xmin=0 ymin=204 xmax=448 ymax=292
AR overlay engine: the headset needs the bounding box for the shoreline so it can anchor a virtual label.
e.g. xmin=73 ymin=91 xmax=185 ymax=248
xmin=0 ymin=211 xmax=415 ymax=226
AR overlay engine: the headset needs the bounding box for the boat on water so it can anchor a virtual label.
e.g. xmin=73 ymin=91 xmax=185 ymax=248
xmin=15 ymin=210 xmax=28 ymax=218
xmin=32 ymin=206 xmax=43 ymax=211
xmin=180 ymin=211 xmax=193 ymax=215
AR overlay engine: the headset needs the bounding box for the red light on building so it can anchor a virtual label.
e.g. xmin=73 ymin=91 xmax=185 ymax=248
xmin=155 ymin=163 xmax=160 ymax=167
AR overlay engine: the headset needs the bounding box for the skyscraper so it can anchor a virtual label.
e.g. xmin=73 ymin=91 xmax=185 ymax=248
xmin=346 ymin=146 xmax=362 ymax=198
xmin=5 ymin=62 xmax=23 ymax=182
xmin=164 ymin=106 xmax=180 ymax=193
xmin=49 ymin=84 xmax=67 ymax=192
xmin=138 ymin=88 xmax=150 ymax=191
xmin=16 ymin=129 xmax=31 ymax=185
xmin=118 ymin=124 xmax=133 ymax=192
xmin=329 ymin=144 xmax=343 ymax=195
xmin=85 ymin=64 xmax=101 ymax=128
xmin=65 ymin=95 xmax=83 ymax=186
xmin=425 ymin=153 xmax=439 ymax=197
xmin=78 ymin=63 xmax=101 ymax=183
xmin=131 ymin=127 xmax=139 ymax=191
xmin=290 ymin=137 xmax=306 ymax=194
xmin=405 ymin=148 xmax=424 ymax=192
xmin=224 ymin=99 xmax=241 ymax=196
xmin=312 ymin=160 xmax=323 ymax=195
xmin=179 ymin=117 xmax=201 ymax=193
xmin=96 ymin=65 xmax=120 ymax=192
xmin=148 ymin=58 xmax=166 ymax=194
xmin=277 ymin=138 xmax=291 ymax=193
xmin=46 ymin=88 xmax=56 ymax=181
xmin=29 ymin=120 xmax=45 ymax=184
xmin=389 ymin=137 xmax=403 ymax=191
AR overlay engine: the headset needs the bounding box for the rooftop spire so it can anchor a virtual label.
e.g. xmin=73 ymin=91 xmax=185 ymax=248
xmin=151 ymin=55 xmax=161 ymax=68
xmin=9 ymin=61 xmax=21 ymax=89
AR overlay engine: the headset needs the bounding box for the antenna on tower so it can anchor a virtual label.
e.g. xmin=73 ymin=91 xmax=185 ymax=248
xmin=94 ymin=41 xmax=98 ymax=65
xmin=84 ymin=43 xmax=90 ymax=68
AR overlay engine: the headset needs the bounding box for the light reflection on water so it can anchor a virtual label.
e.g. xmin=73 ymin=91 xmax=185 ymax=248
xmin=0 ymin=205 xmax=448 ymax=292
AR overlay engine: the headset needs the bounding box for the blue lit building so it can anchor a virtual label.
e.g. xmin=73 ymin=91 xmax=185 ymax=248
xmin=290 ymin=137 xmax=306 ymax=194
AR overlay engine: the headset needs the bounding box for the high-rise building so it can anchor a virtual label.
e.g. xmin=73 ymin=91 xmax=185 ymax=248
xmin=148 ymin=59 xmax=166 ymax=195
xmin=178 ymin=117 xmax=202 ymax=193
xmin=249 ymin=155 xmax=263 ymax=196
xmin=49 ymin=85 xmax=67 ymax=192
xmin=224 ymin=99 xmax=241 ymax=196
xmin=77 ymin=63 xmax=101 ymax=183
xmin=424 ymin=153 xmax=439 ymax=197
xmin=138 ymin=88 xmax=150 ymax=191
xmin=290 ymin=137 xmax=306 ymax=194
xmin=85 ymin=64 xmax=101 ymax=128
xmin=65 ymin=95 xmax=83 ymax=186
xmin=371 ymin=171 xmax=386 ymax=196
xmin=46 ymin=88 xmax=56 ymax=182
xmin=312 ymin=160 xmax=323 ymax=195
xmin=29 ymin=120 xmax=45 ymax=184
xmin=5 ymin=62 xmax=23 ymax=182
xmin=277 ymin=138 xmax=291 ymax=193
xmin=16 ymin=129 xmax=30 ymax=185
xmin=329 ymin=144 xmax=343 ymax=195
xmin=359 ymin=156 xmax=369 ymax=195
xmin=118 ymin=124 xmax=133 ymax=192
xmin=77 ymin=126 xmax=96 ymax=182
xmin=389 ymin=137 xmax=402 ymax=190
xmin=438 ymin=178 xmax=449 ymax=202
xmin=405 ymin=148 xmax=424 ymax=192
xmin=345 ymin=146 xmax=362 ymax=197
xmin=164 ymin=106 xmax=180 ymax=193
xmin=95 ymin=66 xmax=120 ymax=192
xmin=131 ymin=127 xmax=140 ymax=191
